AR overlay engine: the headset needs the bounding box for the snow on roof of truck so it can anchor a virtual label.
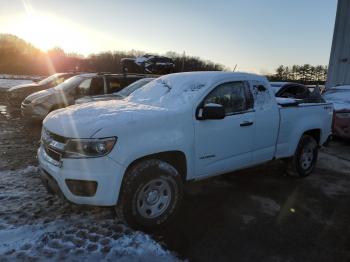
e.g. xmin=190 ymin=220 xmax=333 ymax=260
xmin=127 ymin=71 xmax=268 ymax=108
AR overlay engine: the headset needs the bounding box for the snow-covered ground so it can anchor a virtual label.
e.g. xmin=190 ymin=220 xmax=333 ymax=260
xmin=0 ymin=166 xmax=178 ymax=261
xmin=0 ymin=79 xmax=33 ymax=90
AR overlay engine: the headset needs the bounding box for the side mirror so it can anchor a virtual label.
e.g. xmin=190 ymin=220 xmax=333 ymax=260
xmin=199 ymin=103 xmax=225 ymax=120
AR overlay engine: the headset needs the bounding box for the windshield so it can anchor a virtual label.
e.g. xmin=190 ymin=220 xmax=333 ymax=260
xmin=54 ymin=75 xmax=85 ymax=91
xmin=127 ymin=74 xmax=209 ymax=108
xmin=38 ymin=74 xmax=62 ymax=85
xmin=115 ymin=78 xmax=154 ymax=97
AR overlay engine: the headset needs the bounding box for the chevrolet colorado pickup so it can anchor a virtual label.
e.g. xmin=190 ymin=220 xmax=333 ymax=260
xmin=38 ymin=72 xmax=333 ymax=228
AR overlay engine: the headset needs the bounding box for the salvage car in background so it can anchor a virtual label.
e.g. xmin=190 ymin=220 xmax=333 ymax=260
xmin=121 ymin=54 xmax=175 ymax=74
xmin=270 ymin=82 xmax=311 ymax=98
xmin=7 ymin=72 xmax=79 ymax=107
xmin=75 ymin=77 xmax=155 ymax=104
xmin=270 ymin=82 xmax=324 ymax=102
xmin=21 ymin=73 xmax=151 ymax=120
xmin=38 ymin=72 xmax=332 ymax=228
xmin=323 ymin=85 xmax=350 ymax=139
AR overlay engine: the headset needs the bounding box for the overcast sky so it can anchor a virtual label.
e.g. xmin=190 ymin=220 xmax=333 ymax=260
xmin=0 ymin=0 xmax=337 ymax=73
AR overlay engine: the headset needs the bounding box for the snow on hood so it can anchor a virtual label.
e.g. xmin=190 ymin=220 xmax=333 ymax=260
xmin=44 ymin=100 xmax=168 ymax=138
xmin=75 ymin=94 xmax=121 ymax=105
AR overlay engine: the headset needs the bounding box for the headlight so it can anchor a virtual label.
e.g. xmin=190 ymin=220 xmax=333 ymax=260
xmin=64 ymin=137 xmax=117 ymax=158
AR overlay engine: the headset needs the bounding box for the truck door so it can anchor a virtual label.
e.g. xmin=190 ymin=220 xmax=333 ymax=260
xmin=249 ymin=81 xmax=279 ymax=165
xmin=194 ymin=81 xmax=255 ymax=177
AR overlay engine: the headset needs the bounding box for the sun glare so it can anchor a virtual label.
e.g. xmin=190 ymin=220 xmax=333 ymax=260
xmin=11 ymin=12 xmax=88 ymax=53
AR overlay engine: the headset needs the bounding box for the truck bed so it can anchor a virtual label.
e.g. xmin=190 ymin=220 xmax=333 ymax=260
xmin=275 ymin=102 xmax=333 ymax=158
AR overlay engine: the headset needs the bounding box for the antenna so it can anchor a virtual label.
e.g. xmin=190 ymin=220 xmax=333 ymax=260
xmin=181 ymin=51 xmax=185 ymax=72
xmin=233 ymin=64 xmax=238 ymax=72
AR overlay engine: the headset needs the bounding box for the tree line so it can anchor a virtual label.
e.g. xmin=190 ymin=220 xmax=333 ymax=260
xmin=269 ymin=64 xmax=328 ymax=84
xmin=0 ymin=34 xmax=328 ymax=83
xmin=0 ymin=34 xmax=225 ymax=76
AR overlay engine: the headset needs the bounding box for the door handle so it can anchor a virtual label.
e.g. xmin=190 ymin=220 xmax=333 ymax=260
xmin=240 ymin=121 xmax=254 ymax=127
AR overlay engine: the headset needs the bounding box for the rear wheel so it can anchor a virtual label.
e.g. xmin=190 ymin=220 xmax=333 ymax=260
xmin=287 ymin=135 xmax=318 ymax=177
xmin=116 ymin=159 xmax=183 ymax=229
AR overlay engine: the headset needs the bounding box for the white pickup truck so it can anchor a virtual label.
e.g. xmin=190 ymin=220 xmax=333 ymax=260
xmin=38 ymin=72 xmax=333 ymax=228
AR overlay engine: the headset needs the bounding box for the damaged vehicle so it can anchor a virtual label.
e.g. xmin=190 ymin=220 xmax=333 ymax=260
xmin=270 ymin=82 xmax=324 ymax=103
xmin=121 ymin=54 xmax=175 ymax=74
xmin=21 ymin=73 xmax=150 ymax=120
xmin=323 ymin=85 xmax=350 ymax=139
xmin=38 ymin=72 xmax=332 ymax=228
xmin=7 ymin=72 xmax=79 ymax=107
xmin=270 ymin=82 xmax=310 ymax=97
xmin=75 ymin=77 xmax=155 ymax=104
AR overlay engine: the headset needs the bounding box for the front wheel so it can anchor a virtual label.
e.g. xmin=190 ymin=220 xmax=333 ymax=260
xmin=116 ymin=159 xmax=183 ymax=229
xmin=287 ymin=135 xmax=318 ymax=177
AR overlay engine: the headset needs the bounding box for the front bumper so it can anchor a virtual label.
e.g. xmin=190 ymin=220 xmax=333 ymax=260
xmin=38 ymin=145 xmax=125 ymax=206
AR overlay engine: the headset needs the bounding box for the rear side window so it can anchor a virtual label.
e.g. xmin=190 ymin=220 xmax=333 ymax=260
xmin=204 ymin=81 xmax=251 ymax=115
xmin=107 ymin=78 xmax=124 ymax=93
xmin=90 ymin=77 xmax=104 ymax=95
xmin=77 ymin=78 xmax=92 ymax=96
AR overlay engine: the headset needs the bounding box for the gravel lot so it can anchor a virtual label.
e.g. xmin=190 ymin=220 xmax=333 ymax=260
xmin=1 ymin=82 xmax=350 ymax=261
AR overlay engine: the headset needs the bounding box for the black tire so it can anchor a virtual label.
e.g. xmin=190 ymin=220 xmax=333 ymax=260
xmin=116 ymin=159 xmax=183 ymax=229
xmin=287 ymin=135 xmax=318 ymax=177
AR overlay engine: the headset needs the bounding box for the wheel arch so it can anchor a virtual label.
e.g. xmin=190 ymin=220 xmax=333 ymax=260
xmin=302 ymin=128 xmax=321 ymax=145
xmin=123 ymin=151 xmax=188 ymax=183
xmin=288 ymin=128 xmax=321 ymax=158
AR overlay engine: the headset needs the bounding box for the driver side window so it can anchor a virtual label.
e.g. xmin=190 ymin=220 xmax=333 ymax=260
xmin=77 ymin=79 xmax=91 ymax=96
xmin=204 ymin=81 xmax=249 ymax=115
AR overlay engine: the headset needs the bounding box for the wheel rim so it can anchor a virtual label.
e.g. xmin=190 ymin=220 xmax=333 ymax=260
xmin=136 ymin=178 xmax=172 ymax=219
xmin=300 ymin=142 xmax=316 ymax=170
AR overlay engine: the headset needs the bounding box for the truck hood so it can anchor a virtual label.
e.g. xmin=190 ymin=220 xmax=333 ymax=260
xmin=43 ymin=100 xmax=168 ymax=138
xmin=75 ymin=94 xmax=122 ymax=104
xmin=24 ymin=88 xmax=56 ymax=102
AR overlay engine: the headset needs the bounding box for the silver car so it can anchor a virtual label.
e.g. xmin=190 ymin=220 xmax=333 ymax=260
xmin=75 ymin=77 xmax=155 ymax=104
xmin=21 ymin=73 xmax=151 ymax=121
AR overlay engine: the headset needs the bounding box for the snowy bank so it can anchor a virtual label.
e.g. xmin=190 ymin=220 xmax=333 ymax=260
xmin=0 ymin=166 xmax=179 ymax=261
